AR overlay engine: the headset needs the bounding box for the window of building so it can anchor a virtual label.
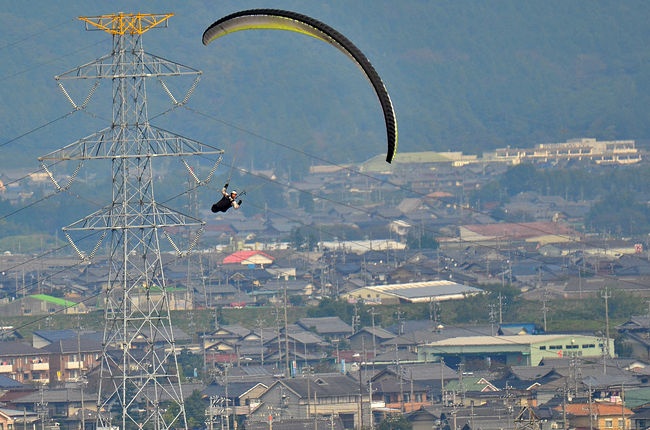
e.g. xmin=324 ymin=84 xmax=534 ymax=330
xmin=539 ymin=346 xmax=546 ymax=350
xmin=605 ymin=419 xmax=613 ymax=428
xmin=549 ymin=345 xmax=562 ymax=350
xmin=618 ymin=419 xmax=624 ymax=428
xmin=582 ymin=344 xmax=595 ymax=348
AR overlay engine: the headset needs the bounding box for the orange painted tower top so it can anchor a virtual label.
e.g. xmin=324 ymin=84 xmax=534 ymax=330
xmin=78 ymin=13 xmax=173 ymax=35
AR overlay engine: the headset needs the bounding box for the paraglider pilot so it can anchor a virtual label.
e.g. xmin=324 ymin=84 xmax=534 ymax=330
xmin=211 ymin=183 xmax=242 ymax=213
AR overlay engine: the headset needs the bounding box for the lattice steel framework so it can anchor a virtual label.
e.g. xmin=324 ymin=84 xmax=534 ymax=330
xmin=39 ymin=13 xmax=223 ymax=430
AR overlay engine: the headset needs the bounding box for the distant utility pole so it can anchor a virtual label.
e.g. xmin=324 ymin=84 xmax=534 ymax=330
xmin=498 ymin=293 xmax=504 ymax=325
xmin=603 ymin=287 xmax=611 ymax=374
xmin=541 ymin=288 xmax=549 ymax=332
xmin=284 ymin=282 xmax=290 ymax=377
xmin=489 ymin=304 xmax=497 ymax=336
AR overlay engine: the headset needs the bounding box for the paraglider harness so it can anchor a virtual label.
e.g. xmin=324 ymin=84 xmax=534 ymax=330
xmin=211 ymin=183 xmax=244 ymax=213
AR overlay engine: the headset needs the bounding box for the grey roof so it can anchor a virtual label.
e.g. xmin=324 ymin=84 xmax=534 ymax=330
xmin=228 ymin=365 xmax=277 ymax=378
xmin=281 ymin=325 xmax=327 ymax=345
xmin=278 ymin=374 xmax=365 ymax=398
xmin=214 ymin=324 xmax=252 ymax=338
xmin=0 ymin=408 xmax=39 ymax=419
xmin=350 ymin=326 xmax=396 ymax=341
xmin=12 ymin=389 xmax=93 ymax=404
xmin=385 ymin=363 xmax=459 ymax=382
xmin=581 ymin=373 xmax=641 ymax=389
xmin=245 ymin=418 xmax=344 ymax=430
xmin=373 ymin=378 xmax=429 ymax=394
xmin=41 ymin=333 xmax=103 ymax=353
xmin=0 ymin=341 xmax=46 ymax=356
xmin=130 ymin=326 xmax=191 ymax=342
xmin=32 ymin=329 xmax=78 ymax=344
xmin=631 ymin=406 xmax=650 ymax=419
xmin=204 ymin=381 xmax=267 ymax=398
xmin=0 ymin=375 xmax=25 ymax=389
xmin=297 ymin=317 xmax=353 ymax=335
xmin=383 ymin=325 xmax=495 ymax=347
xmin=374 ymin=349 xmax=418 ymax=362
xmin=509 ymin=365 xmax=558 ymax=381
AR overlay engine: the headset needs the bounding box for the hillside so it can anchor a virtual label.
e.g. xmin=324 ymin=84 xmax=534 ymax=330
xmin=1 ymin=1 xmax=649 ymax=169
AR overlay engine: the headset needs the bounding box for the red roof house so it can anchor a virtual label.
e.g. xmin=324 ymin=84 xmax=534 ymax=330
xmin=222 ymin=251 xmax=274 ymax=267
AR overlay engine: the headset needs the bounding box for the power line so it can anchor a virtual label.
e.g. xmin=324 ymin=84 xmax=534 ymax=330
xmin=183 ymin=104 xmax=650 ymax=263
xmin=2 ymin=178 xmax=611 ymax=357
xmin=206 ymin=158 xmax=650 ymax=291
xmin=0 ymin=38 xmax=108 ymax=83
xmin=0 ymin=19 xmax=73 ymax=51
xmin=0 ymin=110 xmax=77 ymax=150
xmin=0 ymin=167 xmax=210 ymax=300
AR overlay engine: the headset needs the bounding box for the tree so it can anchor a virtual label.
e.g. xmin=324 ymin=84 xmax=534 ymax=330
xmin=177 ymin=348 xmax=204 ymax=381
xmin=377 ymin=414 xmax=412 ymax=430
xmin=164 ymin=390 xmax=206 ymax=429
xmin=406 ymin=230 xmax=439 ymax=249
xmin=288 ymin=226 xmax=319 ymax=251
xmin=306 ymin=297 xmax=373 ymax=327
xmin=298 ymin=191 xmax=315 ymax=213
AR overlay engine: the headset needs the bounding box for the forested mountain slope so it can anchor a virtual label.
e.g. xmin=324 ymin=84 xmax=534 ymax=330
xmin=1 ymin=0 xmax=648 ymax=169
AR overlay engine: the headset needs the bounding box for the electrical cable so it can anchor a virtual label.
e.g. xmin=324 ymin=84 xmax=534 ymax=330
xmin=0 ymin=38 xmax=108 ymax=83
xmin=0 ymin=18 xmax=73 ymax=51
xmin=183 ymin=104 xmax=650 ymax=264
xmin=202 ymin=158 xmax=650 ymax=292
xmin=0 ymin=111 xmax=77 ymax=150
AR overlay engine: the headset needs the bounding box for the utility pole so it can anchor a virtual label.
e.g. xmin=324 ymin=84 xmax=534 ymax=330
xmin=77 ymin=317 xmax=86 ymax=430
xmin=225 ymin=365 xmax=231 ymax=430
xmin=489 ymin=303 xmax=497 ymax=336
xmin=38 ymin=383 xmax=47 ymax=430
xmin=358 ymin=362 xmax=364 ymax=430
xmin=207 ymin=396 xmax=215 ymax=430
xmin=369 ymin=308 xmax=378 ymax=430
xmin=541 ymin=288 xmax=549 ymax=332
xmin=306 ymin=366 xmax=312 ymax=418
xmin=621 ymin=384 xmax=626 ymax=430
xmin=588 ymin=382 xmax=593 ymax=430
xmin=39 ymin=13 xmax=223 ymax=430
xmin=284 ymin=282 xmax=290 ymax=377
xmin=440 ymin=357 xmax=445 ymax=406
xmin=396 ymin=344 xmax=405 ymax=413
xmin=603 ymin=287 xmax=611 ymax=374
xmin=498 ymin=293 xmax=503 ymax=325
xmin=562 ymin=384 xmax=567 ymax=430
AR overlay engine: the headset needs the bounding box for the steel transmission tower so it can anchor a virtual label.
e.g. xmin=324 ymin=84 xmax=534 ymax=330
xmin=38 ymin=13 xmax=223 ymax=430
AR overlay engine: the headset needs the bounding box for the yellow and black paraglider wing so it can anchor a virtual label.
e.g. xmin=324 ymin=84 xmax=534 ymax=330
xmin=202 ymin=9 xmax=397 ymax=163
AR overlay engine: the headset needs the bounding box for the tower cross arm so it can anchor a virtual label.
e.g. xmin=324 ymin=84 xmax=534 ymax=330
xmin=56 ymin=52 xmax=201 ymax=81
xmin=38 ymin=127 xmax=223 ymax=161
xmin=78 ymin=13 xmax=174 ymax=35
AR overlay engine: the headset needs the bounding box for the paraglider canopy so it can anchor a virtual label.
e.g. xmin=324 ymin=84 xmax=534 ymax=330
xmin=203 ymin=8 xmax=397 ymax=163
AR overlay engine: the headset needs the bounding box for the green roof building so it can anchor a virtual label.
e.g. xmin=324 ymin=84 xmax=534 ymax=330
xmin=360 ymin=151 xmax=476 ymax=173
xmin=417 ymin=334 xmax=614 ymax=367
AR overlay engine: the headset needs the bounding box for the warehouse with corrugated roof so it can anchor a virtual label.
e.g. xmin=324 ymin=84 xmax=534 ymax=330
xmin=342 ymin=280 xmax=483 ymax=305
